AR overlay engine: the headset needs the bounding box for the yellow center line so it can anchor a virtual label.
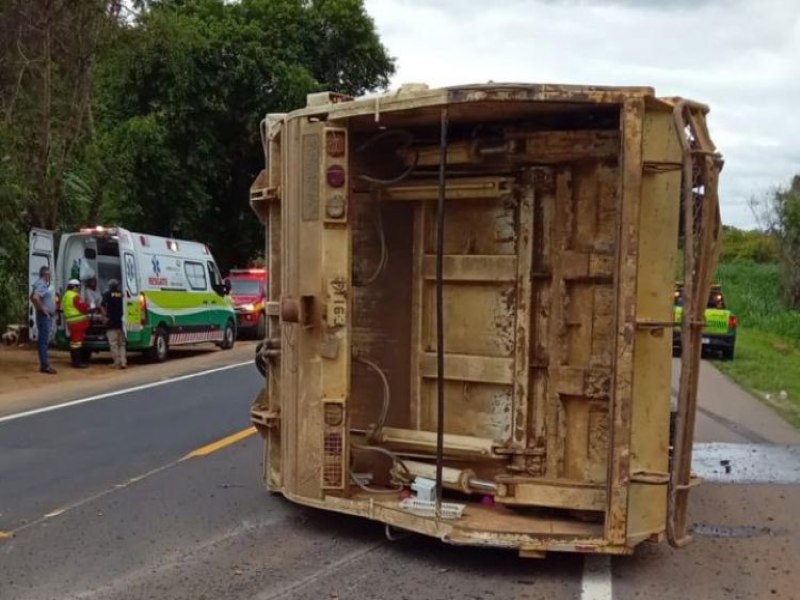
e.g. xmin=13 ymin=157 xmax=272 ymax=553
xmin=183 ymin=426 xmax=257 ymax=459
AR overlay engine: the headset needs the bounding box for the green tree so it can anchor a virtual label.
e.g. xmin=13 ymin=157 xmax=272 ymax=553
xmin=0 ymin=0 xmax=393 ymax=330
xmin=0 ymin=0 xmax=115 ymax=329
xmin=719 ymin=226 xmax=778 ymax=264
xmin=0 ymin=0 xmax=113 ymax=229
xmin=93 ymin=0 xmax=394 ymax=269
xmin=752 ymin=175 xmax=800 ymax=309
xmin=772 ymin=176 xmax=800 ymax=308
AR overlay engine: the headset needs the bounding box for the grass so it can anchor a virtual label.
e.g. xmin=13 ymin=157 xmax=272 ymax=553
xmin=711 ymin=261 xmax=800 ymax=428
xmin=715 ymin=262 xmax=800 ymax=344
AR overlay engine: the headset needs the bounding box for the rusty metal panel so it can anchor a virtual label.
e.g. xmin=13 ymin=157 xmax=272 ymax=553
xmin=626 ymin=106 xmax=683 ymax=542
xmin=320 ymin=126 xmax=351 ymax=491
xmin=606 ymin=99 xmax=645 ymax=545
xmin=301 ymin=133 xmax=321 ymax=221
xmin=283 ymin=119 xmax=326 ymax=500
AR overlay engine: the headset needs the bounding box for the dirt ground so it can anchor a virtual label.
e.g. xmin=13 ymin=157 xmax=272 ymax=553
xmin=0 ymin=344 xmax=125 ymax=392
xmin=0 ymin=341 xmax=257 ymax=417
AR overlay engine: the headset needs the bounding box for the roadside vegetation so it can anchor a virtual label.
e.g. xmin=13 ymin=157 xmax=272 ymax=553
xmin=711 ymin=202 xmax=800 ymax=427
xmin=0 ymin=0 xmax=394 ymax=331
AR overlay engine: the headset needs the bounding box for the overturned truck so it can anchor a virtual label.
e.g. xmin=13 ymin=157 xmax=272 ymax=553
xmin=249 ymin=83 xmax=722 ymax=556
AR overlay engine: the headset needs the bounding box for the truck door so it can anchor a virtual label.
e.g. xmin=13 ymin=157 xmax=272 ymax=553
xmin=28 ymin=228 xmax=55 ymax=342
xmin=117 ymin=229 xmax=142 ymax=343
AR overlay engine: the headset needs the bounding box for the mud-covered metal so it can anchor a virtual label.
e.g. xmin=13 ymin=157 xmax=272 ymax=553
xmin=249 ymin=82 xmax=723 ymax=557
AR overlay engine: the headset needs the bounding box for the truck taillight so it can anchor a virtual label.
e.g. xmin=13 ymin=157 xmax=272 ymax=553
xmin=139 ymin=293 xmax=147 ymax=325
xmin=326 ymin=165 xmax=346 ymax=188
xmin=728 ymin=315 xmax=737 ymax=330
xmin=55 ymin=293 xmax=61 ymax=311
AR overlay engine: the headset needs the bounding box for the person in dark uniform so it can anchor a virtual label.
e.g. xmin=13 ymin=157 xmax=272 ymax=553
xmin=102 ymin=279 xmax=126 ymax=369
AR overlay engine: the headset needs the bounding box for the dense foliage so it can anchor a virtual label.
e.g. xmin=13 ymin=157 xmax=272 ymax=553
xmin=770 ymin=176 xmax=800 ymax=308
xmin=748 ymin=174 xmax=800 ymax=309
xmin=0 ymin=0 xmax=394 ymax=329
xmin=719 ymin=226 xmax=778 ymax=264
xmin=716 ymin=262 xmax=800 ymax=346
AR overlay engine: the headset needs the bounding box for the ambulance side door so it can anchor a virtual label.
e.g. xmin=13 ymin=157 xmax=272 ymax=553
xmin=28 ymin=228 xmax=55 ymax=342
xmin=118 ymin=229 xmax=142 ymax=342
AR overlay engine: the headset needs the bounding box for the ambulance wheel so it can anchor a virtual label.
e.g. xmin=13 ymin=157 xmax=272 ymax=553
xmin=79 ymin=348 xmax=93 ymax=363
xmin=255 ymin=313 xmax=266 ymax=340
xmin=220 ymin=319 xmax=235 ymax=350
xmin=149 ymin=327 xmax=169 ymax=362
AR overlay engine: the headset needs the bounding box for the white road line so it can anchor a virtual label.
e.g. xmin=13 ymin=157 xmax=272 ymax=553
xmin=581 ymin=554 xmax=613 ymax=600
xmin=7 ymin=458 xmax=185 ymax=537
xmin=0 ymin=360 xmax=252 ymax=425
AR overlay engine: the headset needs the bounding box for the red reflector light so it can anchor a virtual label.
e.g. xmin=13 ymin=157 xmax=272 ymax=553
xmin=326 ymin=131 xmax=346 ymax=157
xmin=326 ymin=165 xmax=346 ymax=188
xmin=728 ymin=315 xmax=737 ymax=329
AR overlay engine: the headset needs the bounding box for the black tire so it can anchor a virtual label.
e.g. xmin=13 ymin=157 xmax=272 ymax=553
xmin=255 ymin=313 xmax=267 ymax=340
xmin=721 ymin=344 xmax=735 ymax=361
xmin=79 ymin=348 xmax=93 ymax=363
xmin=220 ymin=319 xmax=235 ymax=350
xmin=149 ymin=327 xmax=169 ymax=362
xmin=254 ymin=340 xmax=267 ymax=377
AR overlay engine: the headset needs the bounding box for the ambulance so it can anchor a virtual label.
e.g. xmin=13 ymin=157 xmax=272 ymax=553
xmin=28 ymin=226 xmax=236 ymax=362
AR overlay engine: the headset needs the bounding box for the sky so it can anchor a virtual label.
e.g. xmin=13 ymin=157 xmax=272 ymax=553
xmin=363 ymin=0 xmax=800 ymax=229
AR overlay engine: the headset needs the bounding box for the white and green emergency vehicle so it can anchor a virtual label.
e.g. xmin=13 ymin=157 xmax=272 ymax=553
xmin=28 ymin=226 xmax=236 ymax=361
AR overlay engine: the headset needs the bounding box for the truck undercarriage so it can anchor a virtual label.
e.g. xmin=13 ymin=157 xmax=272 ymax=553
xmin=249 ymin=83 xmax=722 ymax=556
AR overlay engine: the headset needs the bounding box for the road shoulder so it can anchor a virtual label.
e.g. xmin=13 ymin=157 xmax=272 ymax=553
xmin=0 ymin=342 xmax=256 ymax=419
xmin=673 ymin=358 xmax=800 ymax=445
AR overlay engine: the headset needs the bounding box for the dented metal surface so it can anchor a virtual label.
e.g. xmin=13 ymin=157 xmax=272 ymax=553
xmin=248 ymin=82 xmax=722 ymax=556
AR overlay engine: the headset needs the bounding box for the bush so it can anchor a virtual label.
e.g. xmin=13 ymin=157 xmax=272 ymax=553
xmin=716 ymin=262 xmax=800 ymax=347
xmin=719 ymin=226 xmax=778 ymax=264
xmin=751 ymin=174 xmax=800 ymax=308
xmin=0 ymin=229 xmax=28 ymax=331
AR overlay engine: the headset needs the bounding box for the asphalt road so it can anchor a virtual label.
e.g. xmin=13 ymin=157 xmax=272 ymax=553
xmin=0 ymin=357 xmax=798 ymax=600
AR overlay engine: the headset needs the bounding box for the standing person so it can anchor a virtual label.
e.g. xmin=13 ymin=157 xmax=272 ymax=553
xmin=81 ymin=276 xmax=105 ymax=361
xmin=30 ymin=265 xmax=57 ymax=374
xmin=63 ymin=279 xmax=90 ymax=369
xmin=102 ymin=279 xmax=126 ymax=369
xmin=82 ymin=276 xmax=105 ymax=318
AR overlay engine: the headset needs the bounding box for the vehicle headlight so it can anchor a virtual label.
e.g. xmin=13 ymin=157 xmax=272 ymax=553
xmin=240 ymin=303 xmax=255 ymax=312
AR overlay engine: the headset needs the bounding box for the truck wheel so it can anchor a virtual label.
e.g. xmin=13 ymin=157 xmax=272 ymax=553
xmin=220 ymin=319 xmax=235 ymax=350
xmin=149 ymin=327 xmax=169 ymax=362
xmin=80 ymin=348 xmax=93 ymax=364
xmin=255 ymin=313 xmax=266 ymax=340
xmin=721 ymin=345 xmax=735 ymax=361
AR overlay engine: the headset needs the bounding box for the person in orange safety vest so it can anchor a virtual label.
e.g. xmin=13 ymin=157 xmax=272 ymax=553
xmin=62 ymin=279 xmax=90 ymax=369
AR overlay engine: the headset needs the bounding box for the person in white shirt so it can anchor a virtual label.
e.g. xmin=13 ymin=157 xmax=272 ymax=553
xmin=82 ymin=277 xmax=106 ymax=320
